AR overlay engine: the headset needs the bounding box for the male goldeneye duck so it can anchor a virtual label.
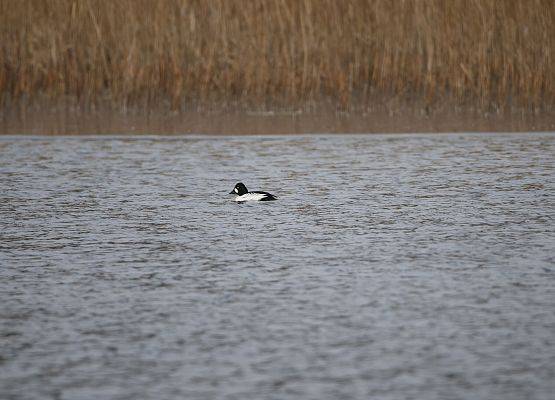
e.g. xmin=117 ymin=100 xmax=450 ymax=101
xmin=229 ymin=182 xmax=277 ymax=203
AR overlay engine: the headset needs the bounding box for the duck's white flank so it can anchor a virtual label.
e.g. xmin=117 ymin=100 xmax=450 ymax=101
xmin=234 ymin=193 xmax=269 ymax=202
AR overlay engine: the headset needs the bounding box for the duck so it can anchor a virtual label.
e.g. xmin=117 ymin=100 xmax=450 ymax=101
xmin=229 ymin=182 xmax=277 ymax=202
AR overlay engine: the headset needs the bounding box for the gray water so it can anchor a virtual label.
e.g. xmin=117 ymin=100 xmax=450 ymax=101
xmin=1 ymin=133 xmax=554 ymax=400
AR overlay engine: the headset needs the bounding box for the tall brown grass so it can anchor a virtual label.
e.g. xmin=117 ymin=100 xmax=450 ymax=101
xmin=1 ymin=0 xmax=553 ymax=114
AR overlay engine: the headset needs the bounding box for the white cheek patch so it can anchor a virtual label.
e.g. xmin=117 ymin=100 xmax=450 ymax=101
xmin=234 ymin=188 xmax=238 ymax=193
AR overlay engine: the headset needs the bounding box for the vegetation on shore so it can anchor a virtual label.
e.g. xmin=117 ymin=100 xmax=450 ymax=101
xmin=1 ymin=0 xmax=553 ymax=115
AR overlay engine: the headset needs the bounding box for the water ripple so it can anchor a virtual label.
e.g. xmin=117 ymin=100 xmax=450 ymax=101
xmin=1 ymin=133 xmax=554 ymax=400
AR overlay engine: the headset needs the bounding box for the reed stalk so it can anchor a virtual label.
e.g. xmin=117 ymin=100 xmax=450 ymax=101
xmin=0 ymin=0 xmax=553 ymax=114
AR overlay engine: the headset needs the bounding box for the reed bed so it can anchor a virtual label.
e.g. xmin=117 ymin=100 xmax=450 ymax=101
xmin=1 ymin=0 xmax=553 ymax=114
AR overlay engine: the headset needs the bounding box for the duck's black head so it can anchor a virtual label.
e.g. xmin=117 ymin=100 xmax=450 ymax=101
xmin=230 ymin=182 xmax=248 ymax=195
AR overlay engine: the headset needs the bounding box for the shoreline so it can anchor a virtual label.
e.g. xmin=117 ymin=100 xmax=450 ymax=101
xmin=2 ymin=108 xmax=554 ymax=135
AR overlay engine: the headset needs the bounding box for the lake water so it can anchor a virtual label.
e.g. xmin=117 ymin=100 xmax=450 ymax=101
xmin=1 ymin=133 xmax=554 ymax=400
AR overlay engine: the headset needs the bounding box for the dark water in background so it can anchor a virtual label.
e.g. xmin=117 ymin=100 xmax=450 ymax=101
xmin=1 ymin=133 xmax=554 ymax=400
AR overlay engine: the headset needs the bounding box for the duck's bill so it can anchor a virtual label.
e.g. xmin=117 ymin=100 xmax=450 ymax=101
xmin=229 ymin=190 xmax=235 ymax=194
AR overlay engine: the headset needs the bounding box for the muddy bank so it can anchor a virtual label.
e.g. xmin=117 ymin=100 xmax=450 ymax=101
xmin=1 ymin=107 xmax=554 ymax=135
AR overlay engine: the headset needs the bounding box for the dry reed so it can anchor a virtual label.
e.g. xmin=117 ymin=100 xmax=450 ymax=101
xmin=0 ymin=0 xmax=553 ymax=114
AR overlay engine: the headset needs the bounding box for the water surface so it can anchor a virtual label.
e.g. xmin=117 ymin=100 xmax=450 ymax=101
xmin=1 ymin=133 xmax=554 ymax=400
